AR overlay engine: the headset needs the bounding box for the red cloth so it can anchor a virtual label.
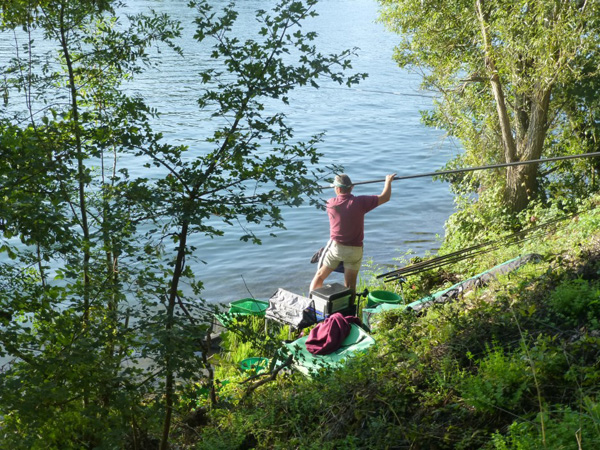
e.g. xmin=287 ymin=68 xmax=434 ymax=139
xmin=305 ymin=313 xmax=362 ymax=355
xmin=327 ymin=194 xmax=378 ymax=247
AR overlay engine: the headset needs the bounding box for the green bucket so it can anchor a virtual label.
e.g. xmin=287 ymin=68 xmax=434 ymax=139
xmin=229 ymin=298 xmax=269 ymax=316
xmin=240 ymin=357 xmax=269 ymax=374
xmin=368 ymin=290 xmax=402 ymax=307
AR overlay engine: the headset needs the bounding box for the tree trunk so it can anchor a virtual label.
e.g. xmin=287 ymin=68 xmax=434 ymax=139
xmin=59 ymin=5 xmax=91 ymax=321
xmin=160 ymin=220 xmax=189 ymax=450
xmin=476 ymin=0 xmax=554 ymax=214
xmin=505 ymin=163 xmax=539 ymax=213
xmin=475 ymin=0 xmax=518 ymax=163
xmin=505 ymin=89 xmax=551 ymax=212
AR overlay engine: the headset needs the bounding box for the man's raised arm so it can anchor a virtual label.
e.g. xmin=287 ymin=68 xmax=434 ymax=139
xmin=377 ymin=173 xmax=396 ymax=206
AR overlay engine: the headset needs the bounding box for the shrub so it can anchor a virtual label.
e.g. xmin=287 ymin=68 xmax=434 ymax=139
xmin=461 ymin=345 xmax=533 ymax=415
xmin=549 ymin=278 xmax=600 ymax=330
xmin=492 ymin=405 xmax=600 ymax=450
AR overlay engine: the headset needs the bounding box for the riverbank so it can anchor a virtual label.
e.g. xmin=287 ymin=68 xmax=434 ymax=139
xmin=177 ymin=196 xmax=600 ymax=449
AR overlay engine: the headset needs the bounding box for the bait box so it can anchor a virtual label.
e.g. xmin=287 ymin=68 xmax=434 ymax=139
xmin=309 ymin=283 xmax=353 ymax=320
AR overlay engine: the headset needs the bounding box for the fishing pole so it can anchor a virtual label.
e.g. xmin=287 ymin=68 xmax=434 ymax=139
xmin=378 ymin=212 xmax=573 ymax=280
xmin=337 ymin=151 xmax=600 ymax=187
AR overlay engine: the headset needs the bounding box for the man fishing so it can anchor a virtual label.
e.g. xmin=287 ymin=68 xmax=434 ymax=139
xmin=310 ymin=172 xmax=396 ymax=301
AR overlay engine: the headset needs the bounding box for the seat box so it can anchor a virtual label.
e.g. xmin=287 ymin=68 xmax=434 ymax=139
xmin=309 ymin=283 xmax=353 ymax=320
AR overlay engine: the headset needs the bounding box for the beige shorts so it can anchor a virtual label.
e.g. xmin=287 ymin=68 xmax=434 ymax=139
xmin=320 ymin=240 xmax=363 ymax=271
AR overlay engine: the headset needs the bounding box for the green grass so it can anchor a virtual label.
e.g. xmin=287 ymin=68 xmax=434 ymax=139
xmin=175 ymin=196 xmax=600 ymax=449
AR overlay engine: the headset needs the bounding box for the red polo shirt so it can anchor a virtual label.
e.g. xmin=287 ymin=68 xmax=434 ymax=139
xmin=327 ymin=194 xmax=379 ymax=247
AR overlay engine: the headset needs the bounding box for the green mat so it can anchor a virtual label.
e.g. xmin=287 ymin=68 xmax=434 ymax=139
xmin=282 ymin=324 xmax=375 ymax=377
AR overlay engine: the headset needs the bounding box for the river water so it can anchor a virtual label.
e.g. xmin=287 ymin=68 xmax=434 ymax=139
xmin=3 ymin=0 xmax=458 ymax=304
xmin=121 ymin=0 xmax=459 ymax=303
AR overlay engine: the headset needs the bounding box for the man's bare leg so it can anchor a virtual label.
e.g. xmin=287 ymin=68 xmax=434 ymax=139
xmin=310 ymin=265 xmax=335 ymax=293
xmin=344 ymin=268 xmax=359 ymax=309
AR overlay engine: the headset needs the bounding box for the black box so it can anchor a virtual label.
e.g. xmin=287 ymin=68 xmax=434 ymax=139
xmin=309 ymin=282 xmax=353 ymax=320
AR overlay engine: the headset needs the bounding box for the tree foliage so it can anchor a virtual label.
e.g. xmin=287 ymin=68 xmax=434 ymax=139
xmin=379 ymin=0 xmax=600 ymax=213
xmin=0 ymin=0 xmax=363 ymax=447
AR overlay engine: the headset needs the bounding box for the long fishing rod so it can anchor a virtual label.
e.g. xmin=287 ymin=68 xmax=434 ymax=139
xmin=382 ymin=226 xmax=549 ymax=282
xmin=382 ymin=231 xmax=537 ymax=281
xmin=381 ymin=244 xmax=511 ymax=281
xmin=378 ymin=212 xmax=573 ymax=280
xmin=383 ymin=247 xmax=504 ymax=282
xmin=381 ymin=216 xmax=563 ymax=279
xmin=343 ymin=151 xmax=600 ymax=187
